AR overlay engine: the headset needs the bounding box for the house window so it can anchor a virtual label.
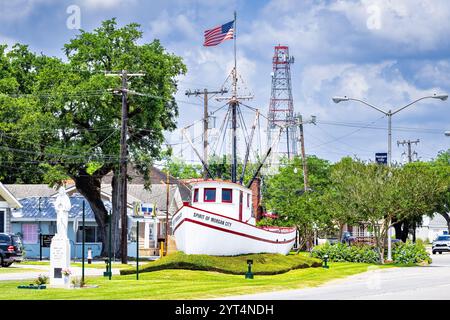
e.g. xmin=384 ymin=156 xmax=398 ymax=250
xmin=193 ymin=189 xmax=199 ymax=202
xmin=22 ymin=224 xmax=38 ymax=244
xmin=204 ymin=188 xmax=216 ymax=202
xmin=76 ymin=226 xmax=100 ymax=243
xmin=222 ymin=189 xmax=233 ymax=203
xmin=0 ymin=211 xmax=4 ymax=233
xmin=247 ymin=194 xmax=250 ymax=208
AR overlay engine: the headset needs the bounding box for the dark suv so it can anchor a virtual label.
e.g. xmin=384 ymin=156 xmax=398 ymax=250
xmin=0 ymin=233 xmax=23 ymax=267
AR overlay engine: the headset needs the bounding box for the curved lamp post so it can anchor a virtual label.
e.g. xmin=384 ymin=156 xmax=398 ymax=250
xmin=332 ymin=94 xmax=448 ymax=166
xmin=332 ymin=93 xmax=448 ymax=261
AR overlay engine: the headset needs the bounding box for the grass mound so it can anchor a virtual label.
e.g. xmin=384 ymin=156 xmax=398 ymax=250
xmin=120 ymin=252 xmax=321 ymax=275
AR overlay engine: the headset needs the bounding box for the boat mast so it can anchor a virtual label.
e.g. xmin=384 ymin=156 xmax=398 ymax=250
xmin=231 ymin=10 xmax=238 ymax=183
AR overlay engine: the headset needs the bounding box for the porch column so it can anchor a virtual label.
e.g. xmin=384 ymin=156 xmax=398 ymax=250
xmin=144 ymin=220 xmax=150 ymax=249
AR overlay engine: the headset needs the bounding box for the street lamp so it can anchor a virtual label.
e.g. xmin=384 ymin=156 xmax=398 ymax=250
xmin=332 ymin=93 xmax=448 ymax=166
xmin=332 ymin=93 xmax=448 ymax=261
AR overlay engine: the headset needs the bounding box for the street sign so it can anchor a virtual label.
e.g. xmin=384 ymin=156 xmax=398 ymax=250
xmin=375 ymin=153 xmax=388 ymax=165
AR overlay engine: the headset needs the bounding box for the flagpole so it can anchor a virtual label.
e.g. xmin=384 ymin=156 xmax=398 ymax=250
xmin=233 ymin=10 xmax=237 ymax=98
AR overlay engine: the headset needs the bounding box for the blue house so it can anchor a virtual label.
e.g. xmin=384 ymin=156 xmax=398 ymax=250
xmin=10 ymin=195 xmax=109 ymax=259
xmin=4 ymin=179 xmax=185 ymax=259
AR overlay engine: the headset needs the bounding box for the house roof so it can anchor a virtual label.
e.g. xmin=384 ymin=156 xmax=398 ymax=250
xmin=100 ymin=184 xmax=182 ymax=213
xmin=0 ymin=182 xmax=22 ymax=208
xmin=4 ymin=184 xmax=70 ymax=199
xmin=102 ymin=166 xmax=191 ymax=201
xmin=11 ymin=196 xmax=111 ymax=220
xmin=429 ymin=213 xmax=449 ymax=228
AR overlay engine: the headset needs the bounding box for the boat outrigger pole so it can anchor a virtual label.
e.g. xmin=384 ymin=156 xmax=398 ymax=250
xmin=181 ymin=128 xmax=215 ymax=180
xmin=239 ymin=110 xmax=259 ymax=184
xmin=246 ymin=128 xmax=283 ymax=188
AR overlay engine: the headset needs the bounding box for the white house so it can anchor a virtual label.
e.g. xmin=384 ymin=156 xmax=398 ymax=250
xmin=416 ymin=213 xmax=449 ymax=242
xmin=0 ymin=182 xmax=22 ymax=234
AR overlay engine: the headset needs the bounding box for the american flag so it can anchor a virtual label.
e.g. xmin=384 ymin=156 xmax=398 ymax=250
xmin=203 ymin=20 xmax=234 ymax=47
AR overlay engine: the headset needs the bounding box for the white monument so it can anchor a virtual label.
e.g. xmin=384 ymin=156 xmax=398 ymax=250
xmin=50 ymin=186 xmax=72 ymax=287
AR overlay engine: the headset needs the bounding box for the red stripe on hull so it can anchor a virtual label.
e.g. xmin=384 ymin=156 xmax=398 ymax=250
xmin=174 ymin=218 xmax=295 ymax=244
xmin=172 ymin=205 xmax=295 ymax=234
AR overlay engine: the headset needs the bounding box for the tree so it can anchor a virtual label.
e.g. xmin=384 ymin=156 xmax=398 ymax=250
xmin=30 ymin=19 xmax=186 ymax=257
xmin=262 ymin=156 xmax=332 ymax=250
xmin=0 ymin=44 xmax=54 ymax=184
xmin=430 ymin=150 xmax=450 ymax=234
xmin=325 ymin=158 xmax=446 ymax=262
xmin=166 ymin=157 xmax=202 ymax=179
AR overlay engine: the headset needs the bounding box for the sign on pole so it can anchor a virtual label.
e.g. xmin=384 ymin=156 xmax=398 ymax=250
xmin=375 ymin=153 xmax=388 ymax=165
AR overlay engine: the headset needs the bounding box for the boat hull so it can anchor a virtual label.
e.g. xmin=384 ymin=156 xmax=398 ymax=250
xmin=172 ymin=205 xmax=296 ymax=256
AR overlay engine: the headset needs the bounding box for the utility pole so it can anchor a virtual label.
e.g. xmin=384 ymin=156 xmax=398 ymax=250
xmin=185 ymin=88 xmax=228 ymax=179
xmin=106 ymin=70 xmax=144 ymax=264
xmin=295 ymin=114 xmax=316 ymax=192
xmin=165 ymin=168 xmax=170 ymax=256
xmin=397 ymin=139 xmax=420 ymax=163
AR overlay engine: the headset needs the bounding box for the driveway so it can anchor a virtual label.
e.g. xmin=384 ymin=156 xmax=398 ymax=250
xmin=221 ymin=253 xmax=450 ymax=300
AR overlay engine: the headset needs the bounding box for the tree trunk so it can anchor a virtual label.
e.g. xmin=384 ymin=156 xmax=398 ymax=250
xmin=400 ymin=221 xmax=409 ymax=242
xmin=393 ymin=222 xmax=402 ymax=240
xmin=72 ymin=174 xmax=109 ymax=256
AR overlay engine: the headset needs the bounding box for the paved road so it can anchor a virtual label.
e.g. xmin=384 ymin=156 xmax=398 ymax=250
xmin=221 ymin=253 xmax=450 ymax=300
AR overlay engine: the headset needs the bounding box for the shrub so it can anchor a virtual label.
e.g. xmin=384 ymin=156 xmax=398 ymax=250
xmin=71 ymin=276 xmax=86 ymax=288
xmin=392 ymin=240 xmax=431 ymax=264
xmin=311 ymin=243 xmax=380 ymax=264
xmin=34 ymin=274 xmax=49 ymax=285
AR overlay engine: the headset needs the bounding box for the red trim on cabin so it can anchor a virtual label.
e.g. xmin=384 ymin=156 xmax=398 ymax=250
xmin=171 ymin=204 xmax=296 ymax=235
xmin=204 ymin=188 xmax=216 ymax=202
xmin=222 ymin=188 xmax=233 ymax=203
xmin=173 ymin=218 xmax=296 ymax=244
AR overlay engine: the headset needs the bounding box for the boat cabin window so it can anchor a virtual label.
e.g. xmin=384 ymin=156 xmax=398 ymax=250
xmin=193 ymin=188 xmax=199 ymax=202
xmin=222 ymin=188 xmax=233 ymax=203
xmin=204 ymin=188 xmax=216 ymax=202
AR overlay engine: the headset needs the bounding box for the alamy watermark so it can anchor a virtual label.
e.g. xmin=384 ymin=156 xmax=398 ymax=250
xmin=66 ymin=5 xmax=81 ymax=30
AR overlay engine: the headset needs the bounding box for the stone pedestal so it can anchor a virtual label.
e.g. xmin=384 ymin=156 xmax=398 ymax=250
xmin=49 ymin=237 xmax=71 ymax=288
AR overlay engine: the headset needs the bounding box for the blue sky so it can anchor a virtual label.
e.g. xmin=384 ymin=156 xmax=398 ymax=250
xmin=1 ymin=0 xmax=450 ymax=164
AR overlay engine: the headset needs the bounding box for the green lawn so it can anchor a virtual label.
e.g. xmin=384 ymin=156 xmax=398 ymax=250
xmin=0 ymin=262 xmax=394 ymax=300
xmin=121 ymin=252 xmax=322 ymax=275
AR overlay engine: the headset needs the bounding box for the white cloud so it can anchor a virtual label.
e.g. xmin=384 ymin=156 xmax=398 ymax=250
xmin=0 ymin=0 xmax=55 ymax=21
xmin=78 ymin=0 xmax=137 ymax=9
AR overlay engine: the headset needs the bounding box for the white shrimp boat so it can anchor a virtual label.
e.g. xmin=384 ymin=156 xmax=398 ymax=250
xmin=172 ymin=180 xmax=296 ymax=255
xmin=172 ymin=16 xmax=296 ymax=255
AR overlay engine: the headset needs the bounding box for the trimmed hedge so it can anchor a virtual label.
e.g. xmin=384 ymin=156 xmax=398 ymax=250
xmin=311 ymin=243 xmax=380 ymax=264
xmin=120 ymin=252 xmax=322 ymax=275
xmin=311 ymin=241 xmax=432 ymax=265
xmin=392 ymin=240 xmax=431 ymax=264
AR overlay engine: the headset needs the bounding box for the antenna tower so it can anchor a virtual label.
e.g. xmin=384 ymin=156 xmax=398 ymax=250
xmin=266 ymin=45 xmax=297 ymax=166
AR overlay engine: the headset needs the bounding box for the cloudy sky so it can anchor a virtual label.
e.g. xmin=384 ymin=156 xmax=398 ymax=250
xmin=2 ymin=0 xmax=450 ymax=164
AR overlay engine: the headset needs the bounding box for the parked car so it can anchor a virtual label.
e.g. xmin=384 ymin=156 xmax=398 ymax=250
xmin=432 ymin=235 xmax=450 ymax=255
xmin=0 ymin=233 xmax=24 ymax=267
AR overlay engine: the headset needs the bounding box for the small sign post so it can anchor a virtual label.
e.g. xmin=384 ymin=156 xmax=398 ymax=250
xmin=375 ymin=153 xmax=388 ymax=165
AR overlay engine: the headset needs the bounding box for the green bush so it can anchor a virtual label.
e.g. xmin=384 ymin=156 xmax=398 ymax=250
xmin=392 ymin=240 xmax=431 ymax=264
xmin=34 ymin=274 xmax=48 ymax=285
xmin=311 ymin=243 xmax=380 ymax=264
